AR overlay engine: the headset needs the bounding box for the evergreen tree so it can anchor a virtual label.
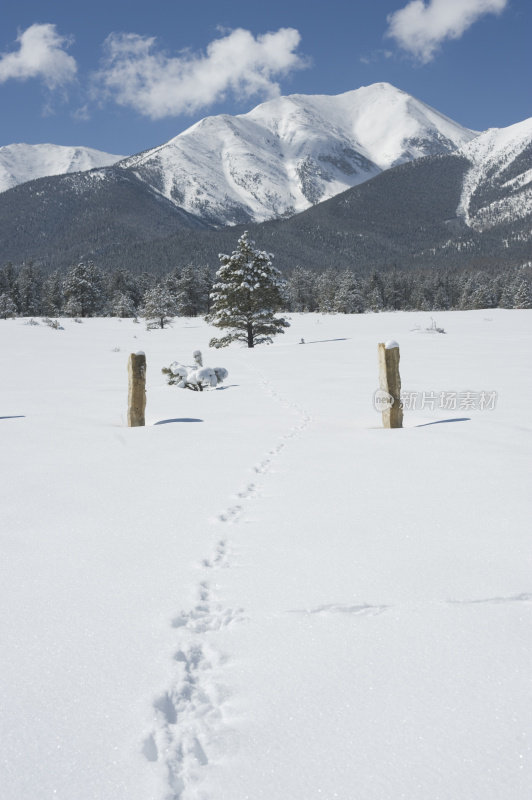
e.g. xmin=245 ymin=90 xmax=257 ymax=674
xmin=334 ymin=269 xmax=366 ymax=313
xmin=366 ymin=272 xmax=385 ymax=312
xmin=0 ymin=292 xmax=17 ymax=319
xmin=174 ymin=264 xmax=205 ymax=316
xmin=110 ymin=292 xmax=137 ymax=317
xmin=105 ymin=269 xmax=140 ymax=310
xmin=513 ymin=279 xmax=532 ymax=309
xmin=286 ymin=266 xmax=316 ymax=312
xmin=0 ymin=263 xmax=19 ymax=312
xmin=141 ymin=285 xmax=177 ymax=328
xmin=206 ymin=232 xmax=289 ymax=348
xmin=42 ymin=271 xmax=64 ymax=316
xmin=62 ymin=262 xmax=105 ymax=317
xmin=315 ymin=269 xmax=339 ymax=313
xmin=382 ymin=269 xmax=407 ymax=311
xmin=16 ymin=263 xmax=43 ymax=316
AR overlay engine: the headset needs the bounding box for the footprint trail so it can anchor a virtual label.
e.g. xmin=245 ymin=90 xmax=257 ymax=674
xmin=143 ymin=368 xmax=313 ymax=799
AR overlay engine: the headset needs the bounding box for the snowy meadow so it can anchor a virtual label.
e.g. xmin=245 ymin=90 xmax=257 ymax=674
xmin=1 ymin=310 xmax=531 ymax=800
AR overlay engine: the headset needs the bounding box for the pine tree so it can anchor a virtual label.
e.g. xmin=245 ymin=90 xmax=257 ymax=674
xmin=0 ymin=263 xmax=19 ymax=311
xmin=206 ymin=232 xmax=289 ymax=348
xmin=314 ymin=269 xmax=339 ymax=313
xmin=334 ymin=269 xmax=366 ymax=313
xmin=513 ymin=279 xmax=532 ymax=309
xmin=42 ymin=271 xmax=64 ymax=316
xmin=16 ymin=263 xmax=43 ymax=316
xmin=141 ymin=286 xmax=177 ymax=329
xmin=174 ymin=264 xmax=205 ymax=316
xmin=0 ymin=292 xmax=17 ymax=319
xmin=111 ymin=292 xmax=137 ymax=318
xmin=287 ymin=266 xmax=316 ymax=312
xmin=62 ymin=262 xmax=105 ymax=317
xmin=105 ymin=269 xmax=141 ymax=310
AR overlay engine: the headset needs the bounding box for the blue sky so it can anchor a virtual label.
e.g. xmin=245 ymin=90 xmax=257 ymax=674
xmin=1 ymin=0 xmax=530 ymax=155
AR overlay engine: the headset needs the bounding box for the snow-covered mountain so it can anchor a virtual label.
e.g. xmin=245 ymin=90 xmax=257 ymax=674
xmin=1 ymin=86 xmax=529 ymax=273
xmin=0 ymin=143 xmax=123 ymax=193
xmin=118 ymin=82 xmax=478 ymax=225
xmin=457 ymin=117 xmax=532 ymax=230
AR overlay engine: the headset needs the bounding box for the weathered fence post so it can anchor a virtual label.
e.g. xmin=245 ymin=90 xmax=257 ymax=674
xmin=378 ymin=341 xmax=403 ymax=429
xmin=128 ymin=352 xmax=146 ymax=427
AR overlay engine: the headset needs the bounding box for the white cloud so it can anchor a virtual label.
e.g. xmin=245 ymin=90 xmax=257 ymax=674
xmin=92 ymin=27 xmax=307 ymax=119
xmin=0 ymin=23 xmax=77 ymax=88
xmin=386 ymin=0 xmax=508 ymax=62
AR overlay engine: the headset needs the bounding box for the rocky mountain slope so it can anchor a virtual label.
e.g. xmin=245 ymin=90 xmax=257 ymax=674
xmin=118 ymin=82 xmax=477 ymax=225
xmin=0 ymin=143 xmax=123 ymax=193
xmin=458 ymin=117 xmax=532 ymax=231
xmin=0 ymin=87 xmax=529 ymax=274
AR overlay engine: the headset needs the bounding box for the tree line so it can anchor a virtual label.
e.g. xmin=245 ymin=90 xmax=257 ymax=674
xmin=0 ymin=258 xmax=531 ymax=320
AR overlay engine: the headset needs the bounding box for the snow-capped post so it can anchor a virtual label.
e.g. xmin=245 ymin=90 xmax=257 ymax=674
xmin=378 ymin=341 xmax=403 ymax=429
xmin=127 ymin=352 xmax=146 ymax=427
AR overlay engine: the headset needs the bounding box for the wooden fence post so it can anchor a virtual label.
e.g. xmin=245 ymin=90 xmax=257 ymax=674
xmin=378 ymin=341 xmax=403 ymax=428
xmin=128 ymin=352 xmax=146 ymax=427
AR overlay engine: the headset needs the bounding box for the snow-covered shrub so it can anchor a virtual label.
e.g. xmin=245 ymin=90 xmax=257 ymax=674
xmin=42 ymin=318 xmax=63 ymax=330
xmin=411 ymin=317 xmax=446 ymax=335
xmin=187 ymin=367 xmax=218 ymax=389
xmin=427 ymin=317 xmax=446 ymax=334
xmin=162 ymin=351 xmax=228 ymax=391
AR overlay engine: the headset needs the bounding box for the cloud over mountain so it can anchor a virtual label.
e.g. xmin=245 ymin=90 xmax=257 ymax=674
xmin=386 ymin=0 xmax=508 ymax=62
xmin=92 ymin=27 xmax=308 ymax=119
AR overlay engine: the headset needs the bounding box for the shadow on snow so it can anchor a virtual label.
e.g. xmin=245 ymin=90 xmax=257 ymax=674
xmin=154 ymin=418 xmax=203 ymax=425
xmin=415 ymin=417 xmax=471 ymax=427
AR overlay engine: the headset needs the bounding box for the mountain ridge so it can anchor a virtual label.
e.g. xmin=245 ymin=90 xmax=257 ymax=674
xmin=0 ymin=85 xmax=529 ymax=275
xmin=117 ymin=82 xmax=477 ymax=225
xmin=0 ymin=143 xmax=124 ymax=194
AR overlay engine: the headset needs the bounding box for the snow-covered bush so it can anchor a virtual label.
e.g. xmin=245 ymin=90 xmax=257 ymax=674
xmin=162 ymin=350 xmax=228 ymax=391
xmin=411 ymin=317 xmax=446 ymax=335
xmin=42 ymin=317 xmax=63 ymax=330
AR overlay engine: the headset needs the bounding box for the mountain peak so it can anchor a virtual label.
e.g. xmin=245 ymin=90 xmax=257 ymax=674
xmin=119 ymin=84 xmax=477 ymax=226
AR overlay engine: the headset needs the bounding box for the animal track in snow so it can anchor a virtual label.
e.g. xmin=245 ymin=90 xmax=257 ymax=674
xmin=290 ymin=602 xmax=390 ymax=617
xmin=216 ymin=504 xmax=242 ymax=524
xmin=201 ymin=539 xmax=229 ymax=569
xmin=143 ymin=580 xmax=245 ymax=798
xmin=449 ymin=592 xmax=532 ymax=606
xmin=288 ymin=593 xmax=532 ymax=619
xmin=144 ymin=367 xmax=313 ymax=799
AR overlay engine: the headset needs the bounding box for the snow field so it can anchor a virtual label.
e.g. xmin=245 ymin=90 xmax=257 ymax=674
xmin=1 ymin=310 xmax=531 ymax=800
